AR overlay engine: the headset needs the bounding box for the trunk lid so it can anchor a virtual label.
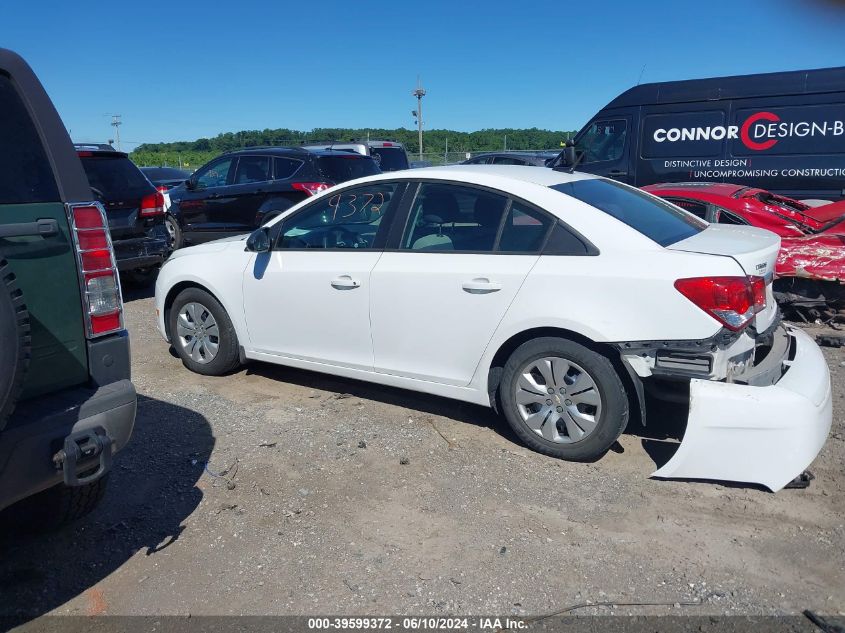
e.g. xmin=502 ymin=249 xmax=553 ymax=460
xmin=668 ymin=224 xmax=780 ymax=330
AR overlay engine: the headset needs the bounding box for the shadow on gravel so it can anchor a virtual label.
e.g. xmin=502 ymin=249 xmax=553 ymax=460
xmin=245 ymin=362 xmax=693 ymax=465
xmin=119 ymin=280 xmax=155 ymax=303
xmin=0 ymin=395 xmax=213 ymax=621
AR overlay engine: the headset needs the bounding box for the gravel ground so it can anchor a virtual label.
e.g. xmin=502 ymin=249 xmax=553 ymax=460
xmin=0 ymin=287 xmax=843 ymax=621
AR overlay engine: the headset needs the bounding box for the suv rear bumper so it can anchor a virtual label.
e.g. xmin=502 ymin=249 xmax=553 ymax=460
xmin=113 ymin=234 xmax=169 ymax=271
xmin=0 ymin=379 xmax=136 ymax=511
xmin=652 ymin=326 xmax=832 ymax=491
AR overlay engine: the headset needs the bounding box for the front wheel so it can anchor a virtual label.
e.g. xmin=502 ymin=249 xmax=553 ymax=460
xmin=499 ymin=337 xmax=628 ymax=461
xmin=169 ymin=287 xmax=241 ymax=375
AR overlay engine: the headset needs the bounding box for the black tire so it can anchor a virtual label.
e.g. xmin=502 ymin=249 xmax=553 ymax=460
xmin=169 ymin=287 xmax=240 ymax=376
xmin=0 ymin=257 xmax=31 ymax=431
xmin=499 ymin=337 xmax=628 ymax=461
xmin=4 ymin=475 xmax=109 ymax=532
xmin=122 ymin=266 xmax=159 ymax=288
xmin=165 ymin=214 xmax=183 ymax=249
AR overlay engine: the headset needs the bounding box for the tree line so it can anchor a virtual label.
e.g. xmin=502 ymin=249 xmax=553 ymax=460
xmin=130 ymin=127 xmax=577 ymax=168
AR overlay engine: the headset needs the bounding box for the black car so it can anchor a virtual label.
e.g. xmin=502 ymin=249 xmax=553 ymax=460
xmin=141 ymin=166 xmax=191 ymax=190
xmin=167 ymin=147 xmax=381 ymax=247
xmin=461 ymin=152 xmax=557 ymax=166
xmin=75 ymin=145 xmax=170 ymax=285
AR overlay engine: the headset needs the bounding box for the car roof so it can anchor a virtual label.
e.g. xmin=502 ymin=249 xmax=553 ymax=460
xmin=360 ymin=164 xmax=597 ymax=187
xmin=605 ymin=66 xmax=845 ymax=108
xmin=644 ymin=182 xmax=746 ymax=197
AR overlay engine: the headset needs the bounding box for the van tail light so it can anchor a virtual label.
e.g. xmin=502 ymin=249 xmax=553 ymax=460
xmin=291 ymin=182 xmax=331 ymax=196
xmin=67 ymin=202 xmax=124 ymax=337
xmin=674 ymin=276 xmax=767 ymax=332
xmin=140 ymin=190 xmax=165 ymax=217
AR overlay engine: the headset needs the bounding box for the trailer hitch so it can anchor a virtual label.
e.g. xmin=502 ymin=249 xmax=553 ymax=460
xmin=52 ymin=428 xmax=113 ymax=486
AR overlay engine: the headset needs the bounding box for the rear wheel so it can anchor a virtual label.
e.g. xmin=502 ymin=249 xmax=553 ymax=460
xmin=165 ymin=214 xmax=182 ymax=249
xmin=4 ymin=475 xmax=109 ymax=532
xmin=0 ymin=256 xmax=30 ymax=430
xmin=169 ymin=287 xmax=240 ymax=375
xmin=499 ymin=337 xmax=628 ymax=461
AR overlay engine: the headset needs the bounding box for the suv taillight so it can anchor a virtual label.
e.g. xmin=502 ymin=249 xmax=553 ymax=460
xmin=140 ymin=190 xmax=165 ymax=217
xmin=674 ymin=276 xmax=767 ymax=332
xmin=67 ymin=202 xmax=124 ymax=337
xmin=292 ymin=182 xmax=331 ymax=196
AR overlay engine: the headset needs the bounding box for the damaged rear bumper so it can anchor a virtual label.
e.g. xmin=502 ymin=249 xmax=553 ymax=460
xmin=652 ymin=326 xmax=832 ymax=491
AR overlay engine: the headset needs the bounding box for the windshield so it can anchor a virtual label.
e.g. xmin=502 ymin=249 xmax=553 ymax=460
xmin=318 ymin=156 xmax=380 ymax=182
xmin=370 ymin=147 xmax=409 ymax=171
xmin=551 ymin=179 xmax=706 ymax=246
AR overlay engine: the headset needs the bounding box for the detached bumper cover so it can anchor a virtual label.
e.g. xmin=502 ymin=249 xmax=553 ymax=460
xmin=652 ymin=327 xmax=832 ymax=492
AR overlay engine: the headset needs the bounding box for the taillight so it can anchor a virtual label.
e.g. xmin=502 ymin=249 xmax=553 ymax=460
xmin=674 ymin=276 xmax=766 ymax=331
xmin=140 ymin=190 xmax=165 ymax=217
xmin=292 ymin=182 xmax=331 ymax=196
xmin=67 ymin=203 xmax=124 ymax=337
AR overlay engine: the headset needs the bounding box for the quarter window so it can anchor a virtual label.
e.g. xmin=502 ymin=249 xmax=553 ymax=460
xmin=274 ymin=157 xmax=302 ymax=180
xmin=498 ymin=202 xmax=553 ymax=252
xmin=0 ymin=75 xmax=59 ymax=204
xmin=194 ymin=158 xmax=234 ymax=189
xmin=278 ymin=182 xmax=400 ymax=249
xmin=234 ymin=156 xmax=270 ymax=184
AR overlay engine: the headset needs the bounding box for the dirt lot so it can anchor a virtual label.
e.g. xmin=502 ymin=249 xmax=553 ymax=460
xmin=1 ymin=287 xmax=843 ymax=621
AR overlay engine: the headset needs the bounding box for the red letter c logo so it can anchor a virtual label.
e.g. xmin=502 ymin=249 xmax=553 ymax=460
xmin=741 ymin=111 xmax=780 ymax=151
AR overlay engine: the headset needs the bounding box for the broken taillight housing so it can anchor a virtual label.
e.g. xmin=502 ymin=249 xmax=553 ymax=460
xmin=674 ymin=276 xmax=767 ymax=331
xmin=67 ymin=202 xmax=124 ymax=337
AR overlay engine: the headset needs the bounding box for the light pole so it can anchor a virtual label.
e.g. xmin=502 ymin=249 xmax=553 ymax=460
xmin=412 ymin=77 xmax=426 ymax=161
xmin=110 ymin=115 xmax=122 ymax=151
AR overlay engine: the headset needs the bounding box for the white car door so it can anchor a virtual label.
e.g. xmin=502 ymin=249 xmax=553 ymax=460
xmin=242 ymin=181 xmax=403 ymax=370
xmin=370 ymin=182 xmax=554 ymax=386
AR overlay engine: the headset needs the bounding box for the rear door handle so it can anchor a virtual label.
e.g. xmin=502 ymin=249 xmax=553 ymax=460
xmin=0 ymin=218 xmax=59 ymax=238
xmin=331 ymin=275 xmax=361 ymax=290
xmin=462 ymin=277 xmax=502 ymax=294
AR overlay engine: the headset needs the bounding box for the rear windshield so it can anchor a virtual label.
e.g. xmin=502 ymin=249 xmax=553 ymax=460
xmin=550 ymin=179 xmax=706 ymax=246
xmin=370 ymin=147 xmax=409 ymax=172
xmin=80 ymin=155 xmax=153 ymax=200
xmin=318 ymin=156 xmax=380 ymax=182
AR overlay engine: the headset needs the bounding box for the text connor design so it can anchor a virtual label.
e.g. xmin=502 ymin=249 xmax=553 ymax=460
xmin=652 ymin=111 xmax=845 ymax=151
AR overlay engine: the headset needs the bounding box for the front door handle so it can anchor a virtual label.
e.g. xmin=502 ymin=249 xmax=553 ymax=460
xmin=462 ymin=277 xmax=502 ymax=294
xmin=607 ymin=170 xmax=628 ymax=177
xmin=331 ymin=275 xmax=361 ymax=290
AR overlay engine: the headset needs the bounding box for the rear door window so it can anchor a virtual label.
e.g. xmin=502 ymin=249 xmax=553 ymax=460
xmin=233 ymin=156 xmax=271 ymax=184
xmin=0 ymin=74 xmax=59 ymax=204
xmin=498 ymin=202 xmax=553 ymax=252
xmin=551 ymin=179 xmax=706 ymax=246
xmin=318 ymin=156 xmax=380 ymax=182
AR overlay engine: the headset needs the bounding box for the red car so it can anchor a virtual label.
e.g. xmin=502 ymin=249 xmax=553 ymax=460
xmin=643 ymin=182 xmax=845 ymax=318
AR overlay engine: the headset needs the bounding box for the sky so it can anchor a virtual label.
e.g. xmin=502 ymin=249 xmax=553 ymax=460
xmin=2 ymin=0 xmax=844 ymax=151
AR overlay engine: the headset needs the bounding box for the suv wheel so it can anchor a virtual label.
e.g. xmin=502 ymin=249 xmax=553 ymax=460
xmin=499 ymin=337 xmax=629 ymax=461
xmin=165 ymin=214 xmax=182 ymax=249
xmin=0 ymin=257 xmax=31 ymax=430
xmin=169 ymin=287 xmax=241 ymax=375
xmin=3 ymin=475 xmax=109 ymax=532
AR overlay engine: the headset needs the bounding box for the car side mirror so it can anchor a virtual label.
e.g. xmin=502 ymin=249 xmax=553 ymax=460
xmin=563 ymin=146 xmax=576 ymax=166
xmin=185 ymin=178 xmax=195 ymax=190
xmin=245 ymin=228 xmax=271 ymax=253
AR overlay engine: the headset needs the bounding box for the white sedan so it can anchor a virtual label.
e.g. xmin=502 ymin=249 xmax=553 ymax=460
xmin=154 ymin=166 xmax=831 ymax=491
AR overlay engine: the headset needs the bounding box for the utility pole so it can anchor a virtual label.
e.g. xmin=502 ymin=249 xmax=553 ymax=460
xmin=412 ymin=76 xmax=426 ymax=160
xmin=109 ymin=115 xmax=122 ymax=151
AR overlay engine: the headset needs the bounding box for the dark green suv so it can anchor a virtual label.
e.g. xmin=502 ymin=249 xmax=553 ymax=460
xmin=0 ymin=49 xmax=136 ymax=525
